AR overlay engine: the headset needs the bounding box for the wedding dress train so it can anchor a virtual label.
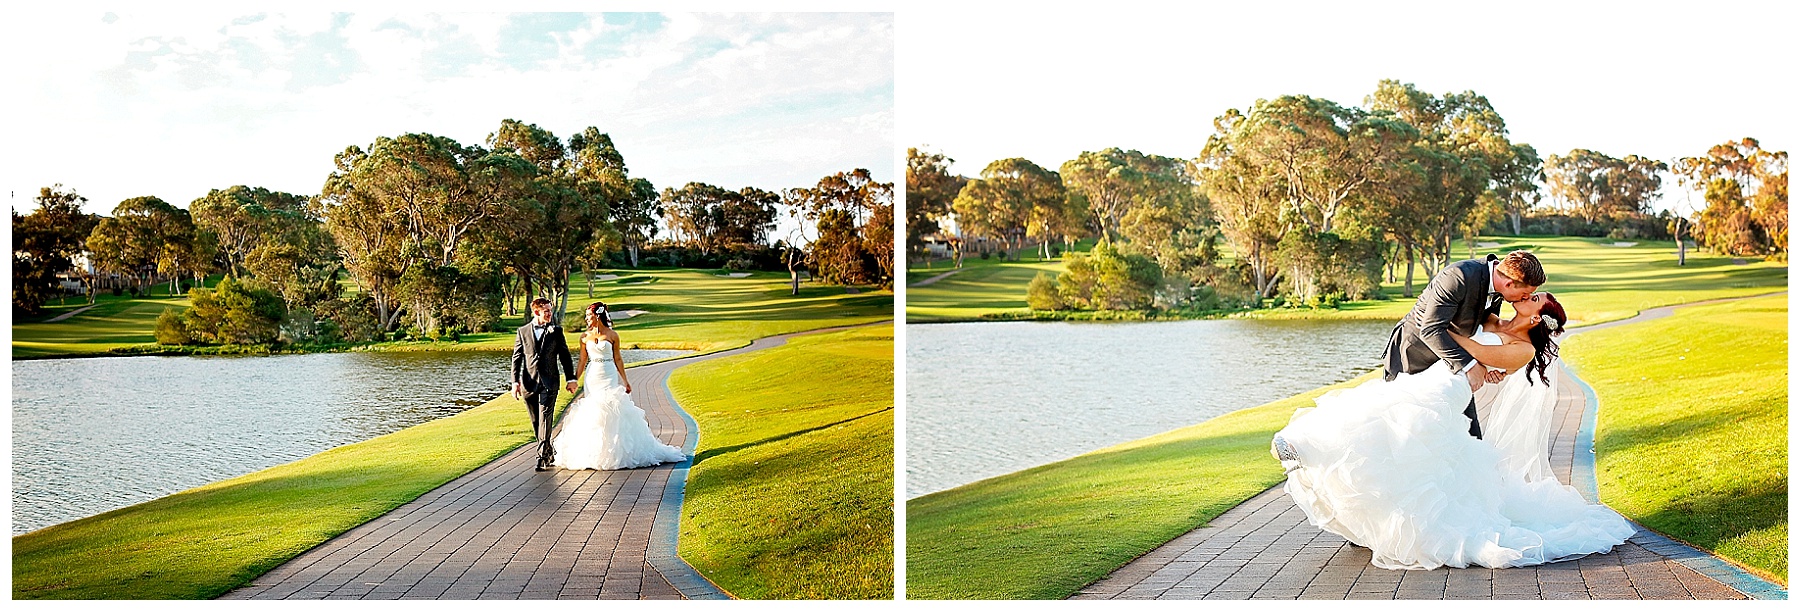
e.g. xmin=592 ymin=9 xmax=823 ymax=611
xmin=552 ymin=338 xmax=688 ymax=470
xmin=1271 ymin=329 xmax=1636 ymax=570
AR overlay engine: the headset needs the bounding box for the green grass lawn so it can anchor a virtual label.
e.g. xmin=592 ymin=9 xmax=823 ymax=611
xmin=905 ymin=235 xmax=1788 ymax=327
xmin=12 ymin=288 xmax=195 ymax=358
xmin=906 ymin=373 xmax=1375 ymax=599
xmin=1562 ymin=294 xmax=1788 ymax=585
xmin=670 ymin=325 xmax=894 ymax=599
xmin=11 ymin=389 xmax=574 ymax=599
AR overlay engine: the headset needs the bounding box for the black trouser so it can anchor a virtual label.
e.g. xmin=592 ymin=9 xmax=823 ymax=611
xmin=1465 ymin=396 xmax=1483 ymax=439
xmin=524 ymin=385 xmax=560 ymax=462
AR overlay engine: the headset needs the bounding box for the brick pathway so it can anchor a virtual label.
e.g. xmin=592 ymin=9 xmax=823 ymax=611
xmin=1072 ymin=365 xmax=1753 ymax=601
xmin=221 ymin=329 xmax=845 ymax=601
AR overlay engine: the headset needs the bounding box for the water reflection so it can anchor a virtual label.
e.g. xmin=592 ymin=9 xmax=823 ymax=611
xmin=11 ymin=348 xmax=690 ymax=534
xmin=905 ymin=319 xmax=1395 ymax=498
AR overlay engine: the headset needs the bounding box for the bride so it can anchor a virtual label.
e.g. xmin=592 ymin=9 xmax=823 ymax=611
xmin=551 ymin=302 xmax=688 ymax=471
xmin=1271 ymin=292 xmax=1636 ymax=570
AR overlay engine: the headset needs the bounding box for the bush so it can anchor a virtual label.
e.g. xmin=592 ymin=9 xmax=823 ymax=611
xmin=1026 ymin=272 xmax=1063 ymax=310
xmin=182 ymin=277 xmax=286 ymax=345
xmin=154 ymin=308 xmax=193 ymax=345
xmin=1055 ymin=240 xmax=1161 ymax=310
xmin=979 ymin=251 xmax=990 ymax=260
xmin=723 ymin=257 xmax=757 ymax=271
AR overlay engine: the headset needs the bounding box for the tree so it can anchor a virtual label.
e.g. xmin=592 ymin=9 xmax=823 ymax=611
xmin=952 ymin=158 xmax=1060 ymax=260
xmin=1675 ymin=137 xmax=1787 ymax=259
xmin=189 ymin=186 xmax=312 ymax=278
xmin=906 ymin=147 xmax=967 ymax=266
xmin=785 ymin=169 xmax=893 ymax=288
xmin=1198 ymin=109 xmax=1286 ymax=298
xmin=1060 ymin=148 xmax=1196 ymax=242
xmin=86 ymin=195 xmax=200 ymax=297
xmin=12 ymin=185 xmax=99 ymax=313
xmin=1544 ymin=149 xmax=1667 ymax=222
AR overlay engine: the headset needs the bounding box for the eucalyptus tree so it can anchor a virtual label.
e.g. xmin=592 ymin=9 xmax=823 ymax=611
xmin=906 ymin=147 xmax=967 ymax=266
xmin=1198 ymin=109 xmax=1286 ymax=298
xmin=1059 ymin=148 xmax=1193 ymax=242
xmin=1543 ymin=149 xmax=1666 ymax=222
xmin=952 ymin=158 xmax=1060 ymax=260
xmin=190 ymin=186 xmax=313 ymax=278
xmin=12 ymin=185 xmax=99 ymax=311
xmin=786 ymin=168 xmax=893 ymax=288
xmin=1674 ymin=137 xmax=1788 ymax=257
xmin=86 ymin=195 xmax=202 ymax=296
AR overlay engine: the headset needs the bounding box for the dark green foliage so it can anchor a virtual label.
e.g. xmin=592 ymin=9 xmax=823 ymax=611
xmin=154 ymin=308 xmax=193 ymax=345
xmin=1026 ymin=272 xmax=1062 ymax=310
xmin=1055 ymin=240 xmax=1162 ymax=310
xmin=176 ymin=277 xmax=286 ymax=345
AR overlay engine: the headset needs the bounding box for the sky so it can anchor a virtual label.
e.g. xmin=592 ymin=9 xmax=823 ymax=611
xmin=899 ymin=1 xmax=1795 ymax=214
xmin=2 ymin=9 xmax=894 ymax=218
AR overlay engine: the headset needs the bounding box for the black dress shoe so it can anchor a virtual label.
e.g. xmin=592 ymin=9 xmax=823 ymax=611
xmin=535 ymin=458 xmax=550 ymax=472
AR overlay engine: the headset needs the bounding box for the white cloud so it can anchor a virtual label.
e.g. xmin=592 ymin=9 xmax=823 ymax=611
xmin=3 ymin=11 xmax=893 ymax=215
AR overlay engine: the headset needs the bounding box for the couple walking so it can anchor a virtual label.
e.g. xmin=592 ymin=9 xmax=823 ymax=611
xmin=511 ymin=298 xmax=686 ymax=473
xmin=1272 ymin=251 xmax=1638 ymax=570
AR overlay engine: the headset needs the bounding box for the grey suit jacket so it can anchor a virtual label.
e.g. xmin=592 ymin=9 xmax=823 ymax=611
xmin=1381 ymin=254 xmax=1502 ymax=381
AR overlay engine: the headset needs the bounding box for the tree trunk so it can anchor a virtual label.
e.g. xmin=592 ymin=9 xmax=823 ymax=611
xmin=628 ymin=244 xmax=639 ymax=268
xmin=1404 ymin=241 xmax=1416 ymax=298
xmin=790 ymin=269 xmax=800 ymax=296
xmin=1675 ymin=220 xmax=1687 ymax=266
xmin=585 ymin=263 xmax=593 ymax=298
xmin=1509 ymin=212 xmax=1522 ymax=236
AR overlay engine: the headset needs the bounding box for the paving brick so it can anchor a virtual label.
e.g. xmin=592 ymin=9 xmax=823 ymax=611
xmin=221 ymin=338 xmax=813 ymax=601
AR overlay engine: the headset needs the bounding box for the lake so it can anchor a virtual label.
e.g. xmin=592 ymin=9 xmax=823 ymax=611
xmin=11 ymin=347 xmax=690 ymax=535
xmin=905 ymin=318 xmax=1396 ymax=498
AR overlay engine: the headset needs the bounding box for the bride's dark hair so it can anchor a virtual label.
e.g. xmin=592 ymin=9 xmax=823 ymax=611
xmin=1525 ymin=293 xmax=1566 ymax=385
xmin=586 ymin=302 xmax=612 ymax=329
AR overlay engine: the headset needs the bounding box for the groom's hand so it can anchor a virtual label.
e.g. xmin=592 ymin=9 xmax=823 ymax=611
xmin=1465 ymin=363 xmax=1488 ymax=391
xmin=512 ymin=382 xmax=523 ymax=399
xmin=1485 ymin=368 xmax=1508 ymax=384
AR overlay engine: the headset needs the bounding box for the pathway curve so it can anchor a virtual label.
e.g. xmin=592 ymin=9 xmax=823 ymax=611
xmin=223 ymin=322 xmax=887 ymax=600
xmin=908 ymin=268 xmax=963 ymax=287
xmin=1073 ymin=293 xmax=1786 ymax=600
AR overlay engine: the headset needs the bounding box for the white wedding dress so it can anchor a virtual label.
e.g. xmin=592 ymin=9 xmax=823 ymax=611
xmin=551 ymin=337 xmax=687 ymax=470
xmin=1272 ymin=328 xmax=1636 ymax=570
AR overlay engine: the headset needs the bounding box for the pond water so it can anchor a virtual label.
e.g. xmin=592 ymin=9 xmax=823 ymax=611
xmin=905 ymin=319 xmax=1396 ymax=498
xmin=11 ymin=348 xmax=691 ymax=535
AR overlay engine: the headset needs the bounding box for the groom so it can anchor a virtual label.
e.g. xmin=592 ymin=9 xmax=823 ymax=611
xmin=512 ymin=297 xmax=578 ymax=472
xmin=1381 ymin=250 xmax=1545 ymax=439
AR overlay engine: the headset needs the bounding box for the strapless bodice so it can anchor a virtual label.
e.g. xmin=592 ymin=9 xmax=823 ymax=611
xmin=1472 ymin=326 xmax=1503 ymax=346
xmin=585 ymin=338 xmax=614 ymax=362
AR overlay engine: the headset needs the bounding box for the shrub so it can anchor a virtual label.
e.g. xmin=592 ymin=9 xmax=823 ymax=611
xmin=1055 ymin=240 xmax=1161 ymax=310
xmin=154 ymin=308 xmax=193 ymax=345
xmin=1026 ymin=272 xmax=1063 ymax=310
xmin=723 ymin=257 xmax=757 ymax=271
xmin=182 ymin=277 xmax=286 ymax=345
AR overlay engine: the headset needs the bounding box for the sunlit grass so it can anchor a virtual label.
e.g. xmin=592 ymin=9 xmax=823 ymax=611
xmin=671 ymin=325 xmax=894 ymax=599
xmin=1563 ymin=295 xmax=1787 ymax=585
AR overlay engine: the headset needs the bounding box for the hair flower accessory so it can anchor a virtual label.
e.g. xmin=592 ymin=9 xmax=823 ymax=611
xmin=1542 ymin=316 xmax=1560 ymax=332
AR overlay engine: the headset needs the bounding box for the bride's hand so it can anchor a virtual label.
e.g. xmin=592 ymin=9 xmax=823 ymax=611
xmin=624 ymin=382 xmax=632 ymax=394
xmin=565 ymin=380 xmax=578 ymax=393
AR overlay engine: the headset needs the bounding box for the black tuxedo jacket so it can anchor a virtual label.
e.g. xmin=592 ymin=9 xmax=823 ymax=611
xmin=512 ymin=321 xmax=576 ymax=392
xmin=1381 ymin=254 xmax=1502 ymax=381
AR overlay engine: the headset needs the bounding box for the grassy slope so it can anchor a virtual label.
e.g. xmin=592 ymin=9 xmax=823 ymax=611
xmin=12 ymin=289 xmax=193 ymax=358
xmin=906 ymin=373 xmax=1375 ymax=599
xmin=670 ymin=325 xmax=895 ymax=599
xmin=905 ymin=235 xmax=1788 ymax=326
xmin=12 ymin=390 xmax=573 ymax=599
xmin=1562 ymin=295 xmax=1788 ymax=584
xmin=905 ymin=256 xmax=1067 ymax=322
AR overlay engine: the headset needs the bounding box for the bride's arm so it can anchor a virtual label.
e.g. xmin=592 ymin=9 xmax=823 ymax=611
xmin=1450 ymin=334 xmax=1533 ymax=372
xmin=573 ymin=338 xmax=587 ymax=382
xmin=611 ymin=332 xmax=631 ymax=392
